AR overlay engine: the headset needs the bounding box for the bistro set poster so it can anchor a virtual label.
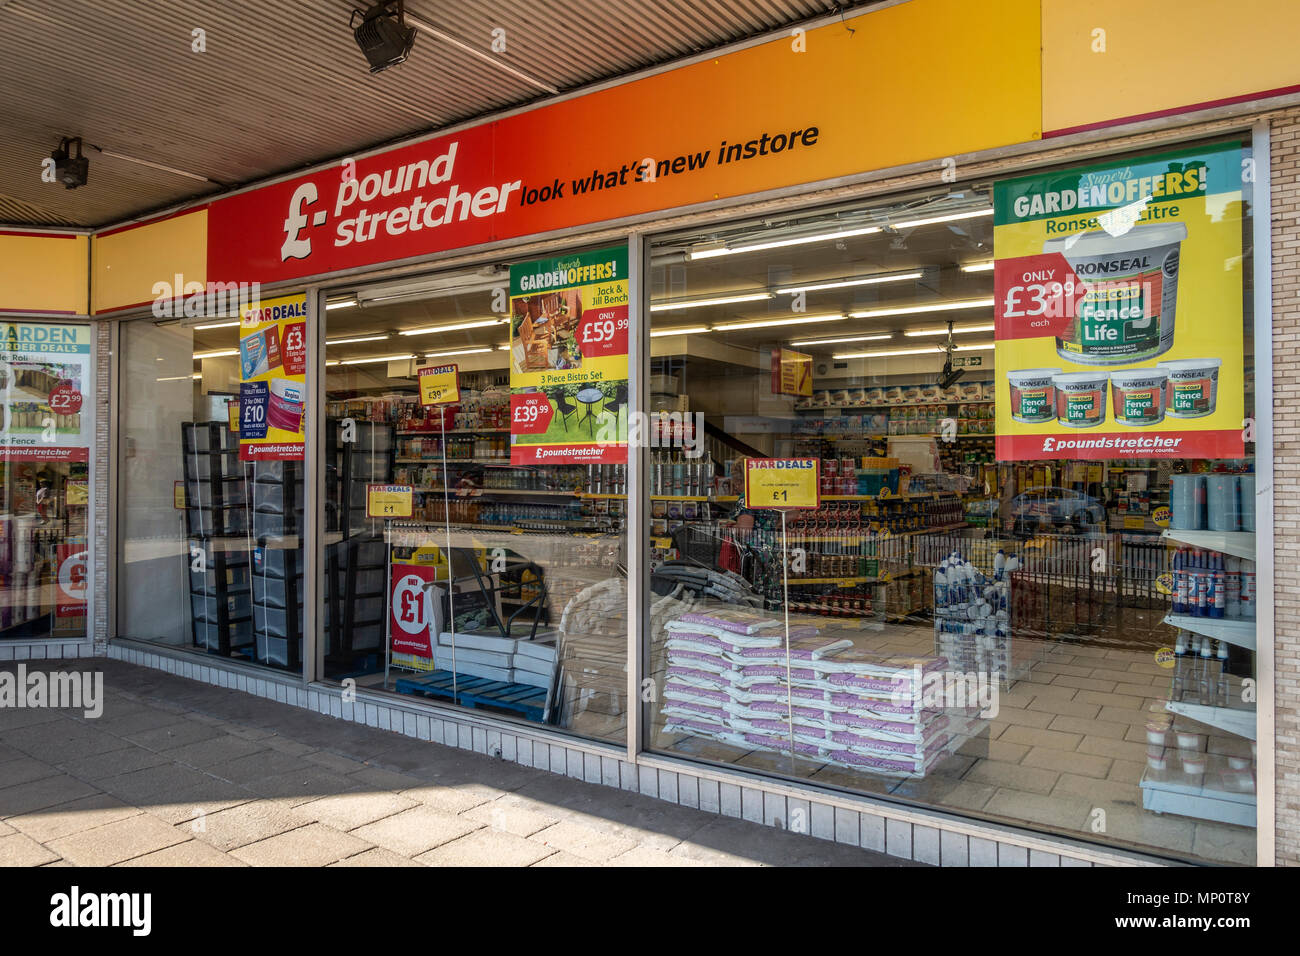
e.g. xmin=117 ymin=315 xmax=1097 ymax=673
xmin=508 ymin=246 xmax=629 ymax=465
xmin=993 ymin=143 xmax=1245 ymax=462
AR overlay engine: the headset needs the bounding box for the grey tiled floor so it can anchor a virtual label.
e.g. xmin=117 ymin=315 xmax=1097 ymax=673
xmin=0 ymin=660 xmax=917 ymax=867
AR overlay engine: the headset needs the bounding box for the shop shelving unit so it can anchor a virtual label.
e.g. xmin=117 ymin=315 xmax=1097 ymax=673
xmin=248 ymin=459 xmax=304 ymax=670
xmin=324 ymin=417 xmax=393 ymax=670
xmin=180 ymin=421 xmax=254 ymax=658
xmin=1141 ymin=523 xmax=1257 ymax=828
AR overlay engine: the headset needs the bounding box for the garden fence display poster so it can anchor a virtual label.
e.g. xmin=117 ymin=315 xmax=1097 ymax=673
xmin=238 ymin=292 xmax=308 ymax=461
xmin=0 ymin=322 xmax=91 ymax=462
xmin=993 ymin=143 xmax=1245 ymax=461
xmin=508 ymin=246 xmax=629 ymax=465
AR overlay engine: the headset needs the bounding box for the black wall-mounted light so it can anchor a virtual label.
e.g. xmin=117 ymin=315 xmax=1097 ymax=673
xmin=350 ymin=0 xmax=416 ymax=74
xmin=51 ymin=137 xmax=89 ymax=189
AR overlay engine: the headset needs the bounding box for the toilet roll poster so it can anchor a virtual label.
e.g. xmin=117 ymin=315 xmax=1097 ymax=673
xmin=0 ymin=322 xmax=92 ymax=462
xmin=238 ymin=292 xmax=307 ymax=461
xmin=993 ymin=143 xmax=1245 ymax=461
xmin=508 ymin=246 xmax=629 ymax=465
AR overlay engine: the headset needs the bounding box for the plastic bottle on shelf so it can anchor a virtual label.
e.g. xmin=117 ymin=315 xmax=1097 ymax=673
xmin=1240 ymin=561 xmax=1256 ymax=620
xmin=1224 ymin=556 xmax=1242 ymax=618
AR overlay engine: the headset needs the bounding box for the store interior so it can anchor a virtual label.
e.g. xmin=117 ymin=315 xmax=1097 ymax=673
xmin=113 ymin=181 xmax=1260 ymax=865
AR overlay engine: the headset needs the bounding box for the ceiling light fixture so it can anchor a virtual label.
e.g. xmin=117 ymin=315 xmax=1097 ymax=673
xmin=339 ymin=353 xmax=415 ymax=365
xmin=325 ymin=333 xmax=392 ymax=346
xmin=688 ymin=226 xmax=882 ymax=261
xmin=711 ymin=314 xmax=845 ymax=332
xmin=191 ymin=320 xmax=241 ymax=331
xmin=325 ymin=297 xmax=359 ymax=310
xmin=422 ymin=347 xmax=494 ymax=358
xmin=192 ymin=349 xmax=239 ymax=359
xmin=350 ymin=0 xmax=416 ymax=73
xmin=775 ymin=271 xmax=923 ymax=295
xmin=960 ymin=261 xmax=995 ymax=273
xmin=789 ymin=332 xmax=893 ymax=347
xmin=650 ymin=326 xmax=711 ymax=337
xmin=903 ymin=323 xmax=996 ymax=337
xmin=649 ymin=292 xmax=772 ymax=312
xmin=892 ymin=209 xmax=993 ymax=230
xmin=356 ymin=269 xmax=508 ymax=306
xmin=833 ymin=342 xmax=995 ymax=360
xmin=398 ymin=318 xmax=506 ymax=336
xmin=848 ymin=297 xmax=994 ymax=319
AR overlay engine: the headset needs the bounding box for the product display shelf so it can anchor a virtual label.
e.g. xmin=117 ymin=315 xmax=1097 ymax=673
xmin=1160 ymin=528 xmax=1255 ymax=561
xmin=248 ymin=459 xmax=305 ymax=671
xmin=1143 ymin=525 xmax=1257 ymax=826
xmin=1162 ymin=613 xmax=1256 ymax=651
xmin=396 ymin=428 xmax=509 ymax=435
xmin=180 ymin=421 xmax=254 ymax=659
xmin=795 ymin=400 xmax=995 ymax=412
xmin=1164 ymin=700 xmax=1257 ymax=740
xmin=394 ymin=457 xmax=507 ymax=465
xmin=325 ymin=417 xmax=395 ymax=669
xmin=1140 ymin=753 xmax=1256 ymax=828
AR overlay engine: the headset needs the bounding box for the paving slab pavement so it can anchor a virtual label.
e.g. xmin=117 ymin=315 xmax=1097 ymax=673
xmin=0 ymin=659 xmax=921 ymax=867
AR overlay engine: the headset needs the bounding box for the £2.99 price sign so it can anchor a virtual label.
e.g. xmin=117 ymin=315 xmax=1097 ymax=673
xmin=744 ymin=458 xmax=820 ymax=510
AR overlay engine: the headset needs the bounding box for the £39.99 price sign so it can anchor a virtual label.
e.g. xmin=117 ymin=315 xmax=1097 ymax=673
xmin=507 ymin=246 xmax=628 ymax=465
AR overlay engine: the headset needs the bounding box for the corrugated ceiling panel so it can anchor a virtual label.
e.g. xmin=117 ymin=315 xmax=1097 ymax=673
xmin=0 ymin=0 xmax=870 ymax=227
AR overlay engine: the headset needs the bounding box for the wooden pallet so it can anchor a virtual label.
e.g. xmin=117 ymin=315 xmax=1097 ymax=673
xmin=394 ymin=669 xmax=548 ymax=722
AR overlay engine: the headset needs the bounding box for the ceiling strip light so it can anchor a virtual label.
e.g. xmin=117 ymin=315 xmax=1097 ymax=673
xmin=325 ymin=297 xmax=359 ymax=310
xmin=422 ymin=347 xmax=494 ymax=358
xmin=833 ymin=342 xmax=995 ymax=360
xmin=689 ymin=226 xmax=882 ymax=260
xmin=892 ymin=209 xmax=993 ymax=230
xmin=775 ymin=271 xmax=922 ymax=295
xmin=649 ymin=293 xmax=772 ymax=312
xmin=192 ymin=320 xmax=241 ymax=330
xmin=325 ymin=334 xmax=392 ymax=346
xmin=650 ymin=326 xmax=711 ymax=337
xmin=902 ymin=323 xmax=996 ymax=337
xmin=711 ymin=314 xmax=845 ymax=332
xmin=339 ymin=353 xmax=415 ymax=366
xmin=789 ymin=332 xmax=893 ymax=347
xmin=960 ymin=261 xmax=994 ymax=273
xmin=398 ymin=318 xmax=505 ymax=336
xmin=192 ymin=349 xmax=239 ymax=359
xmin=849 ymin=297 xmax=994 ymax=319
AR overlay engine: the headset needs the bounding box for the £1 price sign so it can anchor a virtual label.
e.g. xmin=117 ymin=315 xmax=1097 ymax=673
xmin=389 ymin=566 xmax=437 ymax=659
xmin=366 ymin=484 xmax=413 ymax=518
xmin=511 ymin=392 xmax=554 ymax=435
xmin=744 ymin=458 xmax=820 ymax=510
xmin=577 ymin=305 xmax=629 ymax=358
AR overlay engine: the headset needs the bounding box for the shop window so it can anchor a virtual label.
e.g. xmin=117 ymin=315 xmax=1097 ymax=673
xmin=320 ymin=251 xmax=628 ymax=744
xmin=643 ymin=141 xmax=1256 ymax=864
xmin=0 ymin=321 xmax=92 ymax=643
xmin=117 ymin=299 xmax=307 ymax=672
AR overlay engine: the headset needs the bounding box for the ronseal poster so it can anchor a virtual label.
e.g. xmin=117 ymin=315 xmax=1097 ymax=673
xmin=0 ymin=322 xmax=91 ymax=462
xmin=238 ymin=292 xmax=307 ymax=461
xmin=993 ymin=143 xmax=1245 ymax=461
xmin=508 ymin=246 xmax=629 ymax=465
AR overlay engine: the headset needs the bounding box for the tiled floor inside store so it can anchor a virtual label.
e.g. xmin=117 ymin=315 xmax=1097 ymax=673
xmin=651 ymin=625 xmax=1255 ymax=866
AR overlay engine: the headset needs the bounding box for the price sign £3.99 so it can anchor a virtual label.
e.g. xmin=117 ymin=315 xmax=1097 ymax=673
xmin=744 ymin=458 xmax=820 ymax=510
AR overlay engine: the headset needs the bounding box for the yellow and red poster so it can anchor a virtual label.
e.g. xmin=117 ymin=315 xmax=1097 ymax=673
xmin=508 ymin=247 xmax=628 ymax=465
xmin=771 ymin=348 xmax=813 ymax=397
xmin=0 ymin=322 xmax=91 ymax=462
xmin=238 ymin=292 xmax=307 ymax=461
xmin=993 ymin=143 xmax=1245 ymax=461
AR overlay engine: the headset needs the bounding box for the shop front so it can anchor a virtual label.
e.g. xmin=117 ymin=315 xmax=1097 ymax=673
xmin=70 ymin=0 xmax=1300 ymax=866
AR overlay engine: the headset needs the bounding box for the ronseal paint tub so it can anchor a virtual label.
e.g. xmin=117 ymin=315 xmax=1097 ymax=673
xmin=1053 ymin=372 xmax=1108 ymax=427
xmin=1046 ymin=222 xmax=1188 ymax=366
xmin=1109 ymin=368 xmax=1168 ymax=426
xmin=267 ymin=377 xmax=304 ymax=434
xmin=1159 ymin=357 xmax=1221 ymax=418
xmin=1006 ymin=368 xmax=1060 ymax=424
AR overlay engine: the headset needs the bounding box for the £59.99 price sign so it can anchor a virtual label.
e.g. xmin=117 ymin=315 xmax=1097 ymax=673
xmin=993 ymin=143 xmax=1245 ymax=461
xmin=508 ymin=246 xmax=629 ymax=465
xmin=238 ymin=293 xmax=308 ymax=461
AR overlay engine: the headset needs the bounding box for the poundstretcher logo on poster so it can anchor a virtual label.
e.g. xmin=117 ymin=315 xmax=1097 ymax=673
xmin=0 ymin=664 xmax=103 ymax=718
